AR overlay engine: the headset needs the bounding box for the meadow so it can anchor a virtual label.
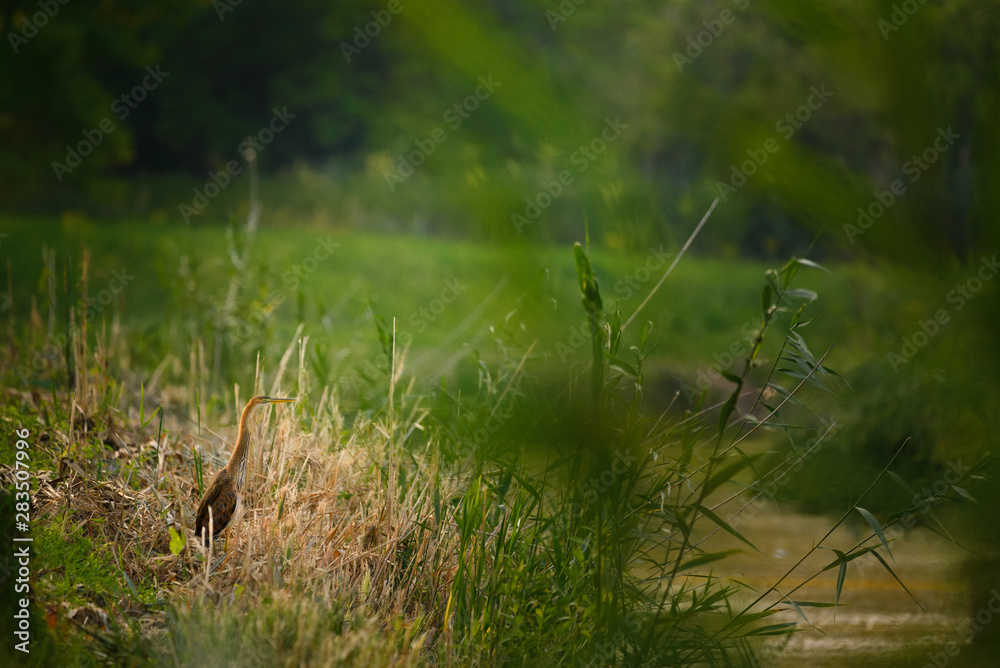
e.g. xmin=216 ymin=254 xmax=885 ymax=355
xmin=0 ymin=214 xmax=863 ymax=374
xmin=4 ymin=212 xmax=990 ymax=667
xmin=3 ymin=1 xmax=997 ymax=664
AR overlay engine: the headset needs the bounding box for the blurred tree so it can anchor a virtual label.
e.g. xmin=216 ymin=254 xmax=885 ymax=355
xmin=1 ymin=0 xmax=997 ymax=260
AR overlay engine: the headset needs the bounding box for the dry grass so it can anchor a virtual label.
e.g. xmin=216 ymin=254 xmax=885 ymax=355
xmin=3 ymin=328 xmax=470 ymax=666
xmin=2 ymin=243 xmax=901 ymax=667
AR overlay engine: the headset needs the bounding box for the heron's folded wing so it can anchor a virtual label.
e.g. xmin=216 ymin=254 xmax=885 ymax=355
xmin=195 ymin=469 xmax=236 ymax=544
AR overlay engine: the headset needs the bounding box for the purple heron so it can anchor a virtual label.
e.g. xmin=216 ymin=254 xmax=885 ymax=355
xmin=195 ymin=395 xmax=295 ymax=547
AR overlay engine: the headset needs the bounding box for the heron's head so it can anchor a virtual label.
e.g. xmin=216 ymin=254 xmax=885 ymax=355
xmin=246 ymin=396 xmax=296 ymax=411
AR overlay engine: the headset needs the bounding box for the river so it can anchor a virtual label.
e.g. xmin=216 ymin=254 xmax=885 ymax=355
xmin=702 ymin=510 xmax=977 ymax=667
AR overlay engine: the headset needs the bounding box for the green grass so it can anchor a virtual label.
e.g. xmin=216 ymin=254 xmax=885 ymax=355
xmin=0 ymin=405 xmax=156 ymax=608
xmin=10 ymin=240 xmax=992 ymax=660
xmin=0 ymin=405 xmax=43 ymax=471
xmin=34 ymin=522 xmax=158 ymax=609
xmin=0 ymin=215 xmax=863 ymax=377
xmin=3 ymin=214 xmax=992 ymax=499
xmin=2 ymin=219 xmax=992 ymax=666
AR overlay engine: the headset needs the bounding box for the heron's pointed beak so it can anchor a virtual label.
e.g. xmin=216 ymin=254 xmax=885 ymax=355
xmin=263 ymin=397 xmax=296 ymax=404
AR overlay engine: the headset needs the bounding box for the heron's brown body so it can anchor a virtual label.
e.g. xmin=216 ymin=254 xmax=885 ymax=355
xmin=194 ymin=396 xmax=294 ymax=546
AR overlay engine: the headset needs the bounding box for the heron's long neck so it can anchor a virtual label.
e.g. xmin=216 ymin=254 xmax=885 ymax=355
xmin=226 ymin=404 xmax=256 ymax=490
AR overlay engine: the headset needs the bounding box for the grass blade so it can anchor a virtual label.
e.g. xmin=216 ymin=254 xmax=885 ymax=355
xmin=698 ymin=504 xmax=759 ymax=552
xmin=679 ymin=549 xmax=742 ymax=572
xmin=870 ymin=549 xmax=925 ymax=612
xmin=856 ymin=506 xmax=893 ymax=562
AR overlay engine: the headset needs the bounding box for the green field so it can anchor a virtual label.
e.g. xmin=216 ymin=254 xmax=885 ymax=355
xmin=1 ymin=215 xmax=866 ymax=379
xmin=2 ymin=215 xmax=996 ymax=667
xmin=4 ymin=1 xmax=998 ymax=664
xmin=5 ymin=214 xmax=993 ymax=473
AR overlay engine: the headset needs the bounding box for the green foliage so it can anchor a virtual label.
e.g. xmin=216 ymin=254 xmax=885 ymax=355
xmin=164 ymin=596 xmax=418 ymax=668
xmin=34 ymin=522 xmax=156 ymax=608
xmin=169 ymin=526 xmax=185 ymax=556
xmin=426 ymin=243 xmax=868 ymax=665
xmin=2 ymin=233 xmax=985 ymax=666
xmin=5 ymin=1 xmax=995 ymax=258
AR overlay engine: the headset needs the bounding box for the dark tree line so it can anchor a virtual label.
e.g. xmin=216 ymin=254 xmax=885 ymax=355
xmin=1 ymin=0 xmax=997 ymax=259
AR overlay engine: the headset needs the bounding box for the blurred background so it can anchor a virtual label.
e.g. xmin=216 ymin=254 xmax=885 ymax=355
xmin=2 ymin=0 xmax=1000 ymax=665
